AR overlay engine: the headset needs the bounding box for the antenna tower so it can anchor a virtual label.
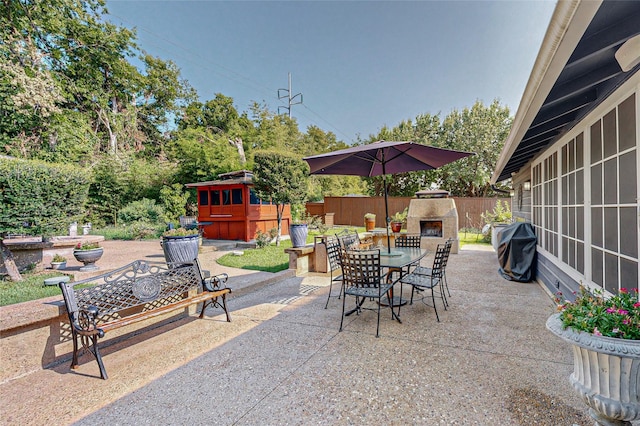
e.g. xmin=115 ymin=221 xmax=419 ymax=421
xmin=278 ymin=73 xmax=303 ymax=118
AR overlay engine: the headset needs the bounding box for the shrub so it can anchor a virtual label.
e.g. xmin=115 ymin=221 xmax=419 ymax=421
xmin=0 ymin=157 xmax=90 ymax=236
xmin=159 ymin=183 xmax=189 ymax=223
xmin=255 ymin=230 xmax=271 ymax=248
xmin=118 ymin=198 xmax=167 ymax=225
xmin=481 ymin=200 xmax=512 ymax=225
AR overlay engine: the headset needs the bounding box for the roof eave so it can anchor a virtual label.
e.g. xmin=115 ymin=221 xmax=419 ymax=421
xmin=491 ymin=0 xmax=602 ymax=183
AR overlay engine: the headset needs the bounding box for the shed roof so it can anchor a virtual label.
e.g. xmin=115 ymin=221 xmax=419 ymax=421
xmin=492 ymin=0 xmax=640 ymax=183
xmin=185 ymin=170 xmax=254 ymax=187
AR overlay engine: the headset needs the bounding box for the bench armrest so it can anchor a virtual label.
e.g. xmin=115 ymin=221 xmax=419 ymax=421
xmin=72 ymin=305 xmax=105 ymax=338
xmin=203 ymin=273 xmax=229 ymax=292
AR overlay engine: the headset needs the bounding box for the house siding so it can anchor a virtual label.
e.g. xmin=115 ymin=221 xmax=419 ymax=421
xmin=521 ymin=76 xmax=639 ymax=296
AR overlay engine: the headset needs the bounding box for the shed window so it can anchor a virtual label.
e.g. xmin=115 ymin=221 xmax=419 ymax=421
xmin=222 ymin=189 xmax=231 ymax=205
xmin=211 ymin=190 xmax=220 ymax=206
xmin=250 ymin=189 xmax=261 ymax=205
xmin=232 ymin=188 xmax=243 ymax=204
xmin=199 ymin=190 xmax=209 ymax=206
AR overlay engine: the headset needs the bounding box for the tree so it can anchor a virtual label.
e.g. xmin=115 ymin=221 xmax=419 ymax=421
xmin=364 ymin=100 xmax=511 ymax=197
xmin=252 ymin=151 xmax=309 ymax=246
xmin=434 ymin=100 xmax=512 ymax=196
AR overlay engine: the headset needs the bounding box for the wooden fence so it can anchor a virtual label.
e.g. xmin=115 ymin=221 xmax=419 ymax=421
xmin=306 ymin=196 xmax=511 ymax=230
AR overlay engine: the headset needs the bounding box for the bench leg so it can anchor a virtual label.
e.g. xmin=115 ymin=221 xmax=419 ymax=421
xmin=221 ymin=294 xmax=231 ymax=322
xmin=199 ymin=294 xmax=232 ymax=322
xmin=90 ymin=334 xmax=108 ymax=380
xmin=70 ymin=331 xmax=80 ymax=370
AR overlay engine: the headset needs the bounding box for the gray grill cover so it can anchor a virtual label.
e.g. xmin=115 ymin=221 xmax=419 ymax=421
xmin=497 ymin=222 xmax=536 ymax=282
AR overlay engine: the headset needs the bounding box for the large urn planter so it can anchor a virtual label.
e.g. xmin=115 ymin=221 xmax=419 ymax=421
xmin=289 ymin=223 xmax=309 ymax=248
xmin=161 ymin=234 xmax=200 ymax=265
xmin=546 ymin=313 xmax=640 ymax=425
xmin=73 ymin=247 xmax=103 ymax=271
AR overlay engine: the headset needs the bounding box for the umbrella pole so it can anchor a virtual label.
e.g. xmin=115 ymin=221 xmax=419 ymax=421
xmin=383 ymin=174 xmax=391 ymax=254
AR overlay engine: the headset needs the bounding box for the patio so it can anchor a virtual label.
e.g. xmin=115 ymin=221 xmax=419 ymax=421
xmin=0 ymin=245 xmax=595 ymax=425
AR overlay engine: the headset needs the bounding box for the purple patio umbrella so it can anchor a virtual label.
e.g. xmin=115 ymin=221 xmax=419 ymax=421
xmin=303 ymin=140 xmax=474 ymax=254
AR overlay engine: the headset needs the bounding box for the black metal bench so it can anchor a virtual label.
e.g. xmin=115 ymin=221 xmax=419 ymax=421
xmin=58 ymin=259 xmax=231 ymax=379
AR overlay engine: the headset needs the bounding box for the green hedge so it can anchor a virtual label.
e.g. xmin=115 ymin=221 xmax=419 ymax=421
xmin=0 ymin=157 xmax=90 ymax=236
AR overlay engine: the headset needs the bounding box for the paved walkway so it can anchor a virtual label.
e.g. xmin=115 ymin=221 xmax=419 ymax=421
xmin=0 ymin=243 xmax=606 ymax=425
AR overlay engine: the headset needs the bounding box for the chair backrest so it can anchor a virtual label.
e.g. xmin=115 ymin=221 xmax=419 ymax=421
xmin=340 ymin=249 xmax=382 ymax=289
xmin=430 ymin=244 xmax=447 ymax=278
xmin=442 ymin=238 xmax=453 ymax=268
xmin=395 ymin=234 xmax=421 ymax=248
xmin=336 ymin=229 xmax=360 ymax=250
xmin=324 ymin=237 xmax=343 ymax=271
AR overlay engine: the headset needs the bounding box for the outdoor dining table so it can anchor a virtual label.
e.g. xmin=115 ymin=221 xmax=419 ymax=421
xmin=379 ymin=246 xmax=427 ymax=308
xmin=344 ymin=246 xmax=428 ymax=318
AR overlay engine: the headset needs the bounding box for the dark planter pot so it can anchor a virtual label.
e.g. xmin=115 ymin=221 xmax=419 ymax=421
xmin=73 ymin=247 xmax=103 ymax=271
xmin=290 ymin=224 xmax=309 ymax=248
xmin=161 ymin=234 xmax=200 ymax=266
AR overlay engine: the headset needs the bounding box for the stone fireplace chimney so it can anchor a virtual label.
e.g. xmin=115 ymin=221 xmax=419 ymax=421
xmin=406 ymin=190 xmax=459 ymax=254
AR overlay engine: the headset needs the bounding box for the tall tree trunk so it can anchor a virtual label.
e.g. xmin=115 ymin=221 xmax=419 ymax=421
xmin=228 ymin=137 xmax=246 ymax=165
xmin=0 ymin=239 xmax=23 ymax=282
xmin=98 ymin=107 xmax=117 ymax=155
xmin=275 ymin=204 xmax=284 ymax=247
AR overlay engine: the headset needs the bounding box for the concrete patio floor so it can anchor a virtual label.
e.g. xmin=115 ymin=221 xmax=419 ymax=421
xmin=0 ymin=245 xmax=607 ymax=425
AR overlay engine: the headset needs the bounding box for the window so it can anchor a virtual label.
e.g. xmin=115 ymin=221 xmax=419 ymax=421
xmin=543 ymin=152 xmax=559 ymax=257
xmin=590 ymin=94 xmax=637 ymax=293
xmin=561 ymin=133 xmax=585 ymax=274
xmin=250 ymin=188 xmax=261 ymax=205
xmin=222 ymin=189 xmax=231 ymax=205
xmin=211 ymin=190 xmax=220 ymax=206
xmin=199 ymin=190 xmax=209 ymax=206
xmin=232 ymin=188 xmax=243 ymax=204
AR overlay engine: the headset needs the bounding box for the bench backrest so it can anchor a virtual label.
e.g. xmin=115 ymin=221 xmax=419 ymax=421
xmin=59 ymin=260 xmax=203 ymax=324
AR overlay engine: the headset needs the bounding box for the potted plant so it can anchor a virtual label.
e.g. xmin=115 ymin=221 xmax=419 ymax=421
xmin=50 ymin=254 xmax=67 ymax=270
xmin=290 ymin=211 xmax=312 ymax=248
xmin=161 ymin=227 xmax=200 ymax=266
xmin=481 ymin=200 xmax=512 ymax=250
xmin=364 ymin=213 xmax=376 ymax=231
xmin=390 ymin=208 xmax=408 ymax=233
xmin=73 ymin=242 xmax=103 ymax=271
xmin=547 ymin=286 xmax=640 ymax=425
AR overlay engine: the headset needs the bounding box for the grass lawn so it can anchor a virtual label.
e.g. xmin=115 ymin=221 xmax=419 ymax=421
xmin=459 ymin=231 xmax=491 ymax=247
xmin=218 ymin=227 xmax=491 ymax=274
xmin=217 ymin=226 xmax=363 ymax=273
xmin=0 ymin=272 xmax=68 ymax=307
xmin=217 ymin=240 xmax=292 ymax=273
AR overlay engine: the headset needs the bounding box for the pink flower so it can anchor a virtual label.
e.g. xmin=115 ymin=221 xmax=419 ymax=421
xmin=606 ymin=308 xmax=617 ymax=314
xmin=620 ymin=288 xmax=628 ymax=294
xmin=634 ymin=302 xmax=640 ymax=308
xmin=613 ymin=328 xmax=620 ymax=334
xmin=593 ymin=327 xmax=602 ymax=336
xmin=618 ymin=309 xmax=628 ymax=315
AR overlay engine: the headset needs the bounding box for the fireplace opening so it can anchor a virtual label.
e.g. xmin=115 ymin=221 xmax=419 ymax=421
xmin=420 ymin=220 xmax=443 ymax=237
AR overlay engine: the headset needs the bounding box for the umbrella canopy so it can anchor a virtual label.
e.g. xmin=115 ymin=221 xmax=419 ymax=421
xmin=304 ymin=140 xmax=473 ymax=177
xmin=303 ymin=140 xmax=474 ymax=254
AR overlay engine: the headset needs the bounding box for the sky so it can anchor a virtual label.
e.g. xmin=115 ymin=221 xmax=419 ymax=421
xmin=105 ymin=0 xmax=557 ymax=143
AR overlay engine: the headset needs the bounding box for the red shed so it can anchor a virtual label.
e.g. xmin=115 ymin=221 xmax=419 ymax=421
xmin=185 ymin=170 xmax=291 ymax=242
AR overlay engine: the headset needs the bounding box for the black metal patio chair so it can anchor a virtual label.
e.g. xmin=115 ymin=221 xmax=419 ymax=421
xmin=413 ymin=238 xmax=452 ymax=302
xmin=323 ymin=237 xmax=344 ymax=309
xmin=400 ymin=243 xmax=447 ymax=322
xmin=335 ymin=229 xmax=360 ymax=250
xmin=339 ymin=248 xmax=398 ymax=337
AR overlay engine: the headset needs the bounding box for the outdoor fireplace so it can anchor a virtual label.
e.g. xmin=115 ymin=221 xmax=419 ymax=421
xmin=406 ymin=190 xmax=459 ymax=254
xmin=420 ymin=220 xmax=443 ymax=237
